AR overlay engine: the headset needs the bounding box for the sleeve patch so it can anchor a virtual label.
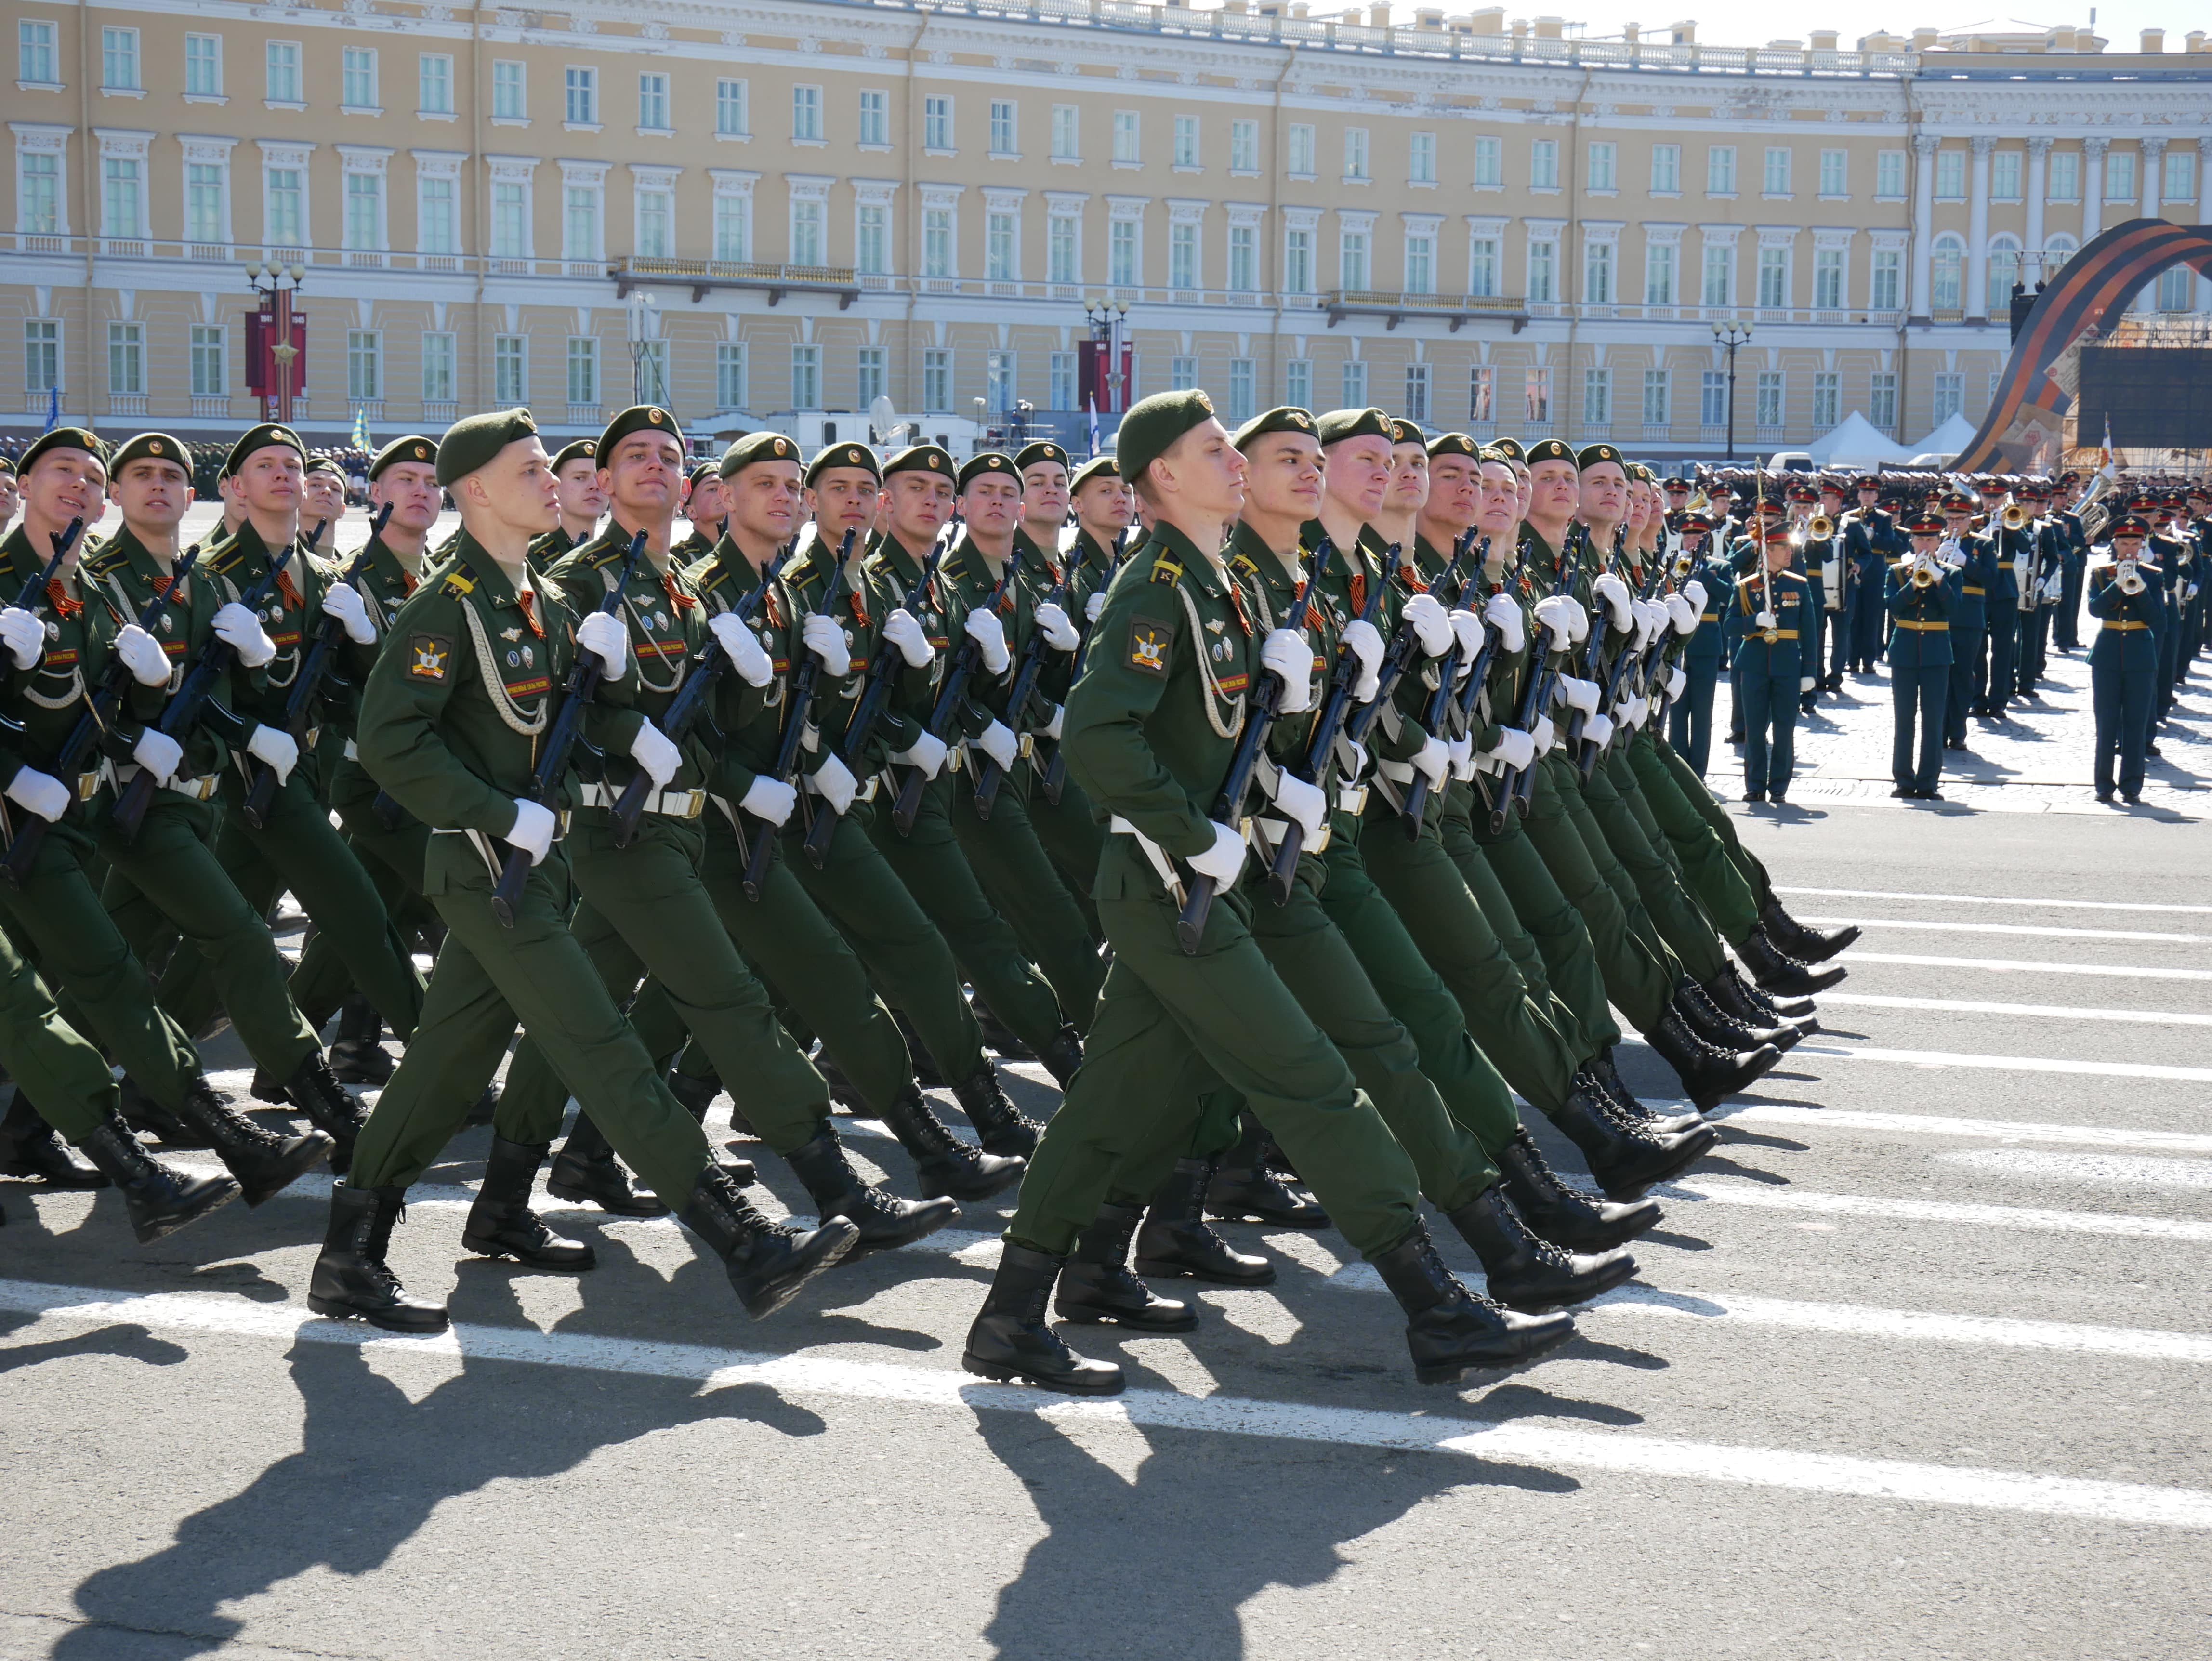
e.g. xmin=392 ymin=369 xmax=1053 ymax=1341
xmin=1127 ymin=615 xmax=1176 ymax=676
xmin=407 ymin=633 xmax=454 ymax=682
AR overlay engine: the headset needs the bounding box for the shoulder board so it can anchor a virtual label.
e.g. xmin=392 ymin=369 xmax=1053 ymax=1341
xmin=581 ymin=540 xmax=625 ymax=569
xmin=786 ymin=565 xmax=822 ymax=592
xmin=1149 ymin=550 xmax=1185 ymax=586
xmin=693 ymin=558 xmax=733 ymax=593
xmin=439 ymin=568 xmax=476 ymax=597
xmin=84 ymin=544 xmax=130 ymax=577
xmin=1229 ymin=552 xmax=1262 ymax=579
xmin=204 ymin=544 xmax=248 ymax=576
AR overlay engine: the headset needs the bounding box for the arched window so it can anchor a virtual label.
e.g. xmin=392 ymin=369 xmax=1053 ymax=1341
xmin=2041 ymin=234 xmax=2078 ymax=277
xmin=1986 ymin=234 xmax=2022 ymax=314
xmin=1931 ymin=234 xmax=1964 ymax=311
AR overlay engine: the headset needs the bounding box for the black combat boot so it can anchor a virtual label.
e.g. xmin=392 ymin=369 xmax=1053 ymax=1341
xmin=1370 ymin=1222 xmax=1575 ymax=1384
xmin=0 ymin=1090 xmax=107 ymax=1188
xmin=307 ymin=1181 xmax=450 ymax=1331
xmin=1547 ymin=1081 xmax=1718 ymax=1199
xmin=78 ymin=1116 xmax=239 ymax=1243
xmin=547 ymin=1112 xmax=672 ymax=1217
xmin=1134 ymin=1157 xmax=1274 ymax=1285
xmin=461 ymin=1135 xmax=596 ymax=1270
xmin=1205 ymin=1117 xmax=1330 ymax=1228
xmin=1758 ymin=897 xmax=1859 ymax=964
xmin=1583 ymin=1054 xmax=1706 ymax=1136
xmin=1036 ymin=1025 xmax=1083 ymax=1090
xmin=116 ymin=1075 xmax=198 ymax=1146
xmin=465 ymin=1085 xmax=499 ymax=1127
xmin=1674 ymin=977 xmax=1802 ymax=1053
xmin=962 ymin=1244 xmax=1125 ymax=1395
xmin=1446 ymin=1183 xmax=1637 ymax=1312
xmin=1645 ymin=1009 xmax=1781 ymax=1110
xmin=1734 ymin=966 xmax=1818 ymax=1024
xmin=1706 ymin=966 xmax=1818 ymax=1037
xmin=1496 ymin=1126 xmax=1662 ymax=1251
xmin=949 ymin=1065 xmax=1041 ymax=1159
xmin=881 ymin=1086 xmax=1026 ymax=1201
xmin=679 ymin=1165 xmax=856 ymax=1319
xmin=175 ymin=1078 xmax=332 ymax=1206
xmin=328 ymin=995 xmax=395 ymax=1084
xmin=971 ymin=997 xmax=1035 ymax=1061
xmin=283 ymin=1052 xmax=369 ymax=1176
xmin=1735 ymin=925 xmax=1847 ymax=997
xmin=782 ymin=1121 xmax=957 ymax=1263
xmin=668 ymin=1065 xmax=750 ymax=1139
xmin=1055 ymin=1200 xmax=1198 ymax=1332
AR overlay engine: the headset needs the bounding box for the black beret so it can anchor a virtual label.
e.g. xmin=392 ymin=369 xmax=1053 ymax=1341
xmin=1576 ymin=442 xmax=1625 ymax=472
xmin=1489 ymin=437 xmax=1526 ymax=463
xmin=107 ymin=432 xmax=192 ymax=476
xmin=17 ymin=426 xmax=109 ymax=477
xmin=806 ymin=441 xmax=882 ymax=487
xmin=1231 ymin=406 xmax=1318 ymax=451
xmin=1069 ymin=453 xmax=1121 ymax=490
xmin=550 ymin=439 xmax=598 ymax=475
xmin=436 ymin=407 xmax=539 ymax=488
xmin=720 ymin=430 xmax=803 ymax=478
xmin=1524 ymin=438 xmax=1576 ymax=467
xmin=1316 ymin=407 xmax=1393 ymax=448
xmin=1116 ymin=389 xmax=1218 ymax=481
xmin=223 ymin=423 xmax=304 ymax=481
xmin=884 ymin=444 xmax=957 ymax=483
xmin=958 ymin=452 xmax=1018 ymax=493
xmin=1426 ymin=432 xmax=1480 ymax=461
xmin=598 ymin=403 xmax=685 ymax=458
xmin=1014 ymin=441 xmax=1070 ymax=474
xmin=370 ymin=435 xmax=438 ymax=481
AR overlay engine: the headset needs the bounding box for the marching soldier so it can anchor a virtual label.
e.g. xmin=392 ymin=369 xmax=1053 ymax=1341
xmin=1841 ymin=475 xmax=1900 ymax=673
xmin=1938 ymin=493 xmax=1996 ymax=749
xmin=1732 ymin=526 xmax=1809 ymax=805
xmin=672 ymin=461 xmax=724 ymax=562
xmin=1887 ymin=512 xmax=1958 ymax=801
xmin=1663 ymin=512 xmax=1728 ymax=775
xmin=2088 ymin=515 xmax=2161 ymax=805
xmin=533 ymin=438 xmax=605 ymax=568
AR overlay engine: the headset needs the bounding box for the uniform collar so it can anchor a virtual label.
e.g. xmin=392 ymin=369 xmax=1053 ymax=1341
xmin=445 ymin=529 xmax=536 ymax=615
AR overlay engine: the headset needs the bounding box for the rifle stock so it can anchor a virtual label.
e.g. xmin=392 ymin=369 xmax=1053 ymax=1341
xmin=888 ymin=539 xmax=1019 ymax=837
xmin=740 ymin=531 xmax=853 ymax=899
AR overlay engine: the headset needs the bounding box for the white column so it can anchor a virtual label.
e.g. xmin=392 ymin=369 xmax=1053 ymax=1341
xmin=2139 ymin=137 xmax=2166 ymax=219
xmin=1965 ymin=136 xmax=1993 ymax=318
xmin=2024 ymin=136 xmax=2049 ymax=277
xmin=2198 ymin=138 xmax=2212 ymax=311
xmin=1910 ymin=132 xmax=1937 ymax=317
xmin=2081 ymin=136 xmax=2107 ymax=243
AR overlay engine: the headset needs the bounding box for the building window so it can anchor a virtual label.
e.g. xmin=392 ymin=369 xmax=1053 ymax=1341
xmin=855 ymin=345 xmax=886 ymax=409
xmin=1049 ymin=350 xmax=1076 ymax=410
xmin=342 ymin=47 xmax=377 ymax=109
xmin=1051 ymin=105 xmax=1079 ymax=161
xmin=858 ymin=90 xmax=888 ymax=147
xmin=1706 ymin=145 xmax=1736 ymax=195
xmin=494 ymin=335 xmax=526 ymax=403
xmin=1284 ymin=227 xmax=1313 ymax=295
xmin=265 ymin=167 xmax=303 ymax=246
xmin=989 ymin=210 xmax=1019 ymax=281
xmin=1756 ymin=246 xmax=1788 ymax=308
xmin=419 ymin=176 xmax=456 ymax=256
xmin=1410 ymin=132 xmax=1437 ymax=185
xmin=1227 ymin=357 xmax=1255 ymax=422
xmin=1049 ymin=213 xmax=1079 ymax=284
xmin=923 ymin=347 xmax=950 ymax=412
xmin=1870 ymin=248 xmax=1901 ymax=312
xmin=2163 ymin=147 xmax=2196 ymax=203
xmin=2156 ymin=264 xmax=2191 ymax=312
xmin=2046 ymin=151 xmax=2078 ymax=202
xmin=715 ymin=341 xmax=747 ymax=410
xmin=184 ymin=34 xmax=221 ymax=97
xmin=562 ymin=338 xmax=601 ymax=408
xmin=924 ymin=208 xmax=954 ymax=278
xmin=186 ymin=163 xmax=224 ymax=245
xmin=107 ymin=322 xmax=143 ymax=395
xmin=563 ymin=182 xmax=600 ymax=261
xmin=1581 ymin=367 xmax=1610 ymax=428
xmin=346 ymin=329 xmax=382 ymax=401
xmin=992 ymin=101 xmax=1019 ymax=156
xmin=1811 ymin=369 xmax=1839 ymax=430
xmin=1931 ymin=371 xmax=1962 ymax=424
xmin=1173 ymin=114 xmax=1199 ymax=169
xmin=1228 ymin=224 xmax=1256 ymax=292
xmin=925 ymin=96 xmax=954 ymax=152
xmin=1814 ymin=247 xmax=1844 ymax=309
xmin=1472 ymin=135 xmax=1501 ymax=188
xmin=1641 ymin=368 xmax=1669 ymax=427
xmin=636 ymin=71 xmax=669 ymax=132
xmin=1650 ymin=144 xmax=1680 ymax=194
xmin=1285 ymin=358 xmax=1311 ymax=410
xmin=1644 ymin=242 xmax=1674 ymax=306
xmin=1527 ymin=238 xmax=1555 ymax=304
xmin=1341 ymin=359 xmax=1367 ymax=408
xmin=19 ymin=152 xmax=60 ymax=235
xmin=1875 ymin=150 xmax=1906 ymax=198
xmin=1109 ymin=220 xmax=1138 ymax=286
xmin=987 ymin=349 xmax=1016 ymax=409
xmin=1990 ymin=149 xmax=2021 ymax=201
xmin=103 ymin=157 xmax=142 ymax=239
xmin=714 ymin=192 xmax=750 ymax=262
xmin=857 ymin=204 xmax=888 ymax=275
xmin=793 ymin=343 xmax=821 ymax=408
xmin=1403 ymin=362 xmax=1429 ymax=424
xmin=792 ymin=85 xmax=822 ymax=142
xmin=1170 ymin=222 xmax=1198 ymax=289
xmin=1754 ymin=370 xmax=1783 ymax=428
xmin=1700 ymin=369 xmax=1726 ymax=428
xmin=190 ymin=325 xmax=226 ymax=397
xmin=345 ymin=172 xmax=383 ymax=251
xmin=1934 ymin=149 xmax=1965 ymax=200
xmin=1584 ymin=241 xmax=1613 ymax=304
xmin=421 ymin=331 xmax=456 ymax=403
xmin=266 ymin=41 xmax=302 ymax=105
xmin=421 ymin=54 xmax=454 ymax=116
xmin=1931 ymin=236 xmax=1963 ymax=310
xmin=1986 ymin=237 xmax=2021 ymax=312
xmin=638 ymin=185 xmax=673 ymax=258
xmin=1404 ymin=230 xmax=1435 ymax=293
xmin=491 ymin=182 xmax=528 ymax=258
xmin=493 ymin=61 xmax=526 ymax=120
xmin=1819 ymin=149 xmax=1847 ymax=197
xmin=1523 ymin=366 xmax=1549 ymax=424
xmin=1112 ymin=111 xmax=1140 ymax=165
xmin=102 ymin=26 xmax=140 ymax=92
xmin=1869 ymin=371 xmax=1897 ymax=431
xmin=1530 ymin=139 xmax=1557 ymax=190
xmin=1467 ymin=237 xmax=1499 ymax=298
xmin=716 ymin=79 xmax=748 ymax=137
xmin=1288 ymin=123 xmax=1316 ymax=179
xmin=1231 ymin=119 xmax=1258 ymax=173
xmin=791 ymin=200 xmax=824 ymax=267
xmin=1762 ymin=146 xmax=1791 ymax=195
xmin=2104 ymin=149 xmax=2135 ymax=202
xmin=1468 ymin=364 xmax=1492 ymax=423
xmin=19 ymin=19 xmax=58 ymax=85
xmin=1339 ymin=230 xmax=1368 ymax=292
xmin=1344 ymin=128 xmax=1369 ymax=181
xmin=1701 ymin=243 xmax=1731 ymax=307
xmin=565 ymin=66 xmax=597 ymax=126
xmin=1586 ymin=141 xmax=1615 ymax=192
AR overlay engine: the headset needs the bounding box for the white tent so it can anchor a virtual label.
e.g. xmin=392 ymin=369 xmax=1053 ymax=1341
xmin=1806 ymin=410 xmax=1916 ymax=469
xmin=1907 ymin=410 xmax=1980 ymax=463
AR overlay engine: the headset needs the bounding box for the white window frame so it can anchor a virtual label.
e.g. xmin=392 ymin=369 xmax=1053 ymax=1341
xmin=566 ymin=336 xmax=600 ymax=409
xmin=858 ymin=89 xmax=889 ymax=149
xmin=107 ymin=320 xmax=143 ymax=396
xmin=715 ymin=340 xmax=747 ymax=411
xmin=414 ymin=149 xmax=462 ymax=258
xmin=1471 ymin=135 xmax=1501 ymax=189
xmin=494 ymin=334 xmax=527 ymax=403
xmin=15 ymin=129 xmax=68 ymax=237
xmin=487 ymin=155 xmax=537 ymax=262
xmin=792 ymin=342 xmax=822 ymax=409
xmin=1343 ymin=127 xmax=1369 ymax=183
xmin=924 ymin=96 xmax=955 ymax=154
xmin=637 ymin=71 xmax=671 ymax=135
xmin=190 ymin=323 xmax=227 ymax=398
xmin=559 ymin=160 xmax=607 ymax=264
xmin=421 ymin=330 xmax=457 ymax=404
xmin=1052 ymin=105 xmax=1080 ymax=162
xmin=101 ymin=26 xmax=141 ymax=94
xmin=991 ymin=100 xmax=1019 ymax=159
xmin=419 ymin=53 xmax=455 ymax=119
xmin=342 ymin=46 xmax=379 ymax=113
xmin=96 ymin=130 xmax=151 ymax=242
xmin=265 ymin=40 xmax=303 ymax=108
xmin=180 ymin=136 xmax=236 ymax=249
xmin=338 ymin=145 xmax=392 ymax=254
xmin=632 ymin=163 xmax=679 ymax=260
xmin=346 ymin=328 xmax=383 ymax=403
xmin=716 ymin=79 xmax=750 ymax=140
xmin=792 ymin=84 xmax=823 ymax=145
xmin=492 ymin=61 xmax=527 ymax=123
xmin=18 ymin=19 xmax=60 ymax=88
xmin=710 ymin=169 xmax=756 ymax=264
xmin=1649 ymin=144 xmax=1680 ymax=195
xmin=564 ymin=66 xmax=599 ymax=130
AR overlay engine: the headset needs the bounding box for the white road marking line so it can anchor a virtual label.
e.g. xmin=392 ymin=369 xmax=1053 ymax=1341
xmin=1938 ymin=1148 xmax=2212 ymax=1193
xmin=1776 ymin=885 xmax=2212 ymax=917
xmin=1845 ymin=952 xmax=2212 ymax=983
xmin=1664 ymin=1177 xmax=2212 ymax=1241
xmin=1814 ymin=992 xmax=2212 ymax=1028
xmin=1796 ymin=917 xmax=2205 ymax=945
xmin=4 ymin=1279 xmax=2208 ymax=1530
xmin=1626 ymin=1035 xmax=2212 ymax=1083
xmin=1712 ymin=1104 xmax=2212 ymax=1154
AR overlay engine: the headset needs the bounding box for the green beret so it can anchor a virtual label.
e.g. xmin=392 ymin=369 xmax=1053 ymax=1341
xmin=598 ymin=403 xmax=685 ymax=459
xmin=1231 ymin=406 xmax=1318 ymax=451
xmin=1525 ymin=438 xmax=1576 ymax=467
xmin=1316 ymin=407 xmax=1393 ymax=448
xmin=1014 ymin=440 xmax=1071 ymax=474
xmin=0 ymin=451 xmax=14 ymax=475
xmin=1476 ymin=446 xmax=1516 ymax=468
xmin=435 ymin=407 xmax=539 ymax=488
xmin=1489 ymin=436 xmax=1526 ymax=464
xmin=1576 ymin=442 xmax=1625 ymax=473
xmin=550 ymin=438 xmax=598 ymax=475
xmin=1388 ymin=418 xmax=1424 ymax=447
xmin=1426 ymin=432 xmax=1480 ymax=461
xmin=304 ymin=453 xmax=346 ymax=479
xmin=687 ymin=461 xmax=721 ymax=490
xmin=108 ymin=432 xmax=192 ymax=476
xmin=1115 ymin=389 xmax=1218 ymax=484
xmin=884 ymin=444 xmax=958 ymax=484
xmin=958 ymin=452 xmax=1018 ymax=493
xmin=1069 ymin=454 xmax=1120 ymax=490
xmin=16 ymin=426 xmax=108 ymax=477
xmin=222 ymin=423 xmax=304 ymax=481
xmin=370 ymin=435 xmax=438 ymax=481
xmin=720 ymin=430 xmax=803 ymax=479
xmin=806 ymin=440 xmax=882 ymax=488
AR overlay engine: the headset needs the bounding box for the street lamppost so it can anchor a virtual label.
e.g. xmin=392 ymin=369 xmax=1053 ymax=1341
xmin=1081 ymin=296 xmax=1130 ymax=414
xmin=244 ymin=261 xmax=308 ymax=425
xmin=628 ymin=290 xmax=665 ymax=409
xmin=1711 ymin=319 xmax=1751 ymax=462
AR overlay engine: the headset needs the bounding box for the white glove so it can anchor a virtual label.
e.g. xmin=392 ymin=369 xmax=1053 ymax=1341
xmin=213 ymin=602 xmax=276 ymax=669
xmin=1620 ymin=693 xmax=1649 ymax=730
xmin=801 ymin=609 xmax=850 ymax=677
xmin=1448 ymin=608 xmax=1487 ymax=663
xmin=1483 ymin=592 xmax=1527 ymax=654
xmin=131 ymin=728 xmax=183 ymax=784
xmin=114 ymin=624 xmax=171 ymax=687
xmin=1799 ymin=676 xmax=1817 ymax=695
xmin=1185 ymin=820 xmax=1247 ymax=886
xmin=809 ymin=751 xmax=858 ymax=815
xmin=1682 ymin=579 xmax=1709 ymax=614
xmin=1592 ymin=572 xmax=1633 ymax=630
xmin=964 ymin=608 xmax=1010 ymax=674
xmin=1665 ymin=593 xmax=1698 ymax=635
xmin=1754 ymin=609 xmax=1778 ymax=631
xmin=1532 ymin=595 xmax=1579 ymax=653
xmin=3 ymin=766 xmax=68 ymax=821
xmin=506 ymin=798 xmax=557 ymax=864
xmin=0 ymin=607 xmax=45 ymax=672
xmin=882 ymin=607 xmax=933 ymax=669
xmin=1401 ymin=591 xmax=1452 ymax=658
xmin=1085 ymin=592 xmax=1106 ymax=624
xmin=1583 ymin=712 xmax=1615 ymax=749
xmin=1488 ymin=727 xmax=1536 ymax=772
xmin=1261 ymin=629 xmax=1314 ymax=715
xmin=1559 ymin=675 xmax=1599 ymax=715
xmin=974 ymin=719 xmax=1018 ymax=773
xmin=1532 ymin=713 xmax=1556 ymax=753
xmin=1447 ymin=734 xmax=1475 ymax=780
xmin=1636 ymin=599 xmax=1670 ymax=648
xmin=319 ymin=580 xmax=376 ymax=646
xmin=1034 ymin=601 xmax=1080 ymax=653
xmin=1338 ymin=737 xmax=1369 ymax=785
xmin=245 ymin=724 xmax=298 ymax=784
xmin=739 ymin=774 xmax=798 ymax=826
xmin=1040 ymin=703 xmax=1064 ymax=740
xmin=1341 ymin=618 xmax=1386 ymax=704
xmin=1562 ymin=595 xmax=1591 ymax=643
xmin=577 ymin=610 xmax=628 ymax=679
xmin=1665 ymin=666 xmax=1687 ymax=700
xmin=628 ymin=722 xmax=681 ymax=789
xmin=710 ymin=612 xmax=775 ymax=687
xmin=890 ymin=731 xmax=949 ymax=777
xmin=1267 ymin=769 xmax=1328 ymax=845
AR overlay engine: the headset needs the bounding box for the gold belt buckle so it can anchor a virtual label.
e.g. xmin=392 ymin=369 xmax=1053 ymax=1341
xmin=77 ymin=769 xmax=101 ymax=802
xmin=682 ymin=789 xmax=705 ymax=819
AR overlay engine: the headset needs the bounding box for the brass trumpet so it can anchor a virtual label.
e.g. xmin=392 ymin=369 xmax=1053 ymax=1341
xmin=2001 ymin=502 xmax=2031 ymax=530
xmin=1807 ymin=512 xmax=1834 ymax=540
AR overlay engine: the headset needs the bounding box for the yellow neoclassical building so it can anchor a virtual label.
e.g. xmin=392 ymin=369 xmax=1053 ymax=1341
xmin=4 ymin=0 xmax=2209 ymax=459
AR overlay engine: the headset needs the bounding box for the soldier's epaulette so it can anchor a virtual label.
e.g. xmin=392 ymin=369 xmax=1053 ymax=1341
xmin=786 ymin=562 xmax=823 ymax=593
xmin=84 ymin=544 xmax=130 ymax=578
xmin=1148 ymin=549 xmax=1185 ymax=586
xmin=203 ymin=543 xmax=248 ymax=577
xmin=693 ymin=558 xmax=733 ymax=595
xmin=438 ymin=566 xmax=477 ymax=598
xmin=1229 ymin=552 xmax=1262 ymax=580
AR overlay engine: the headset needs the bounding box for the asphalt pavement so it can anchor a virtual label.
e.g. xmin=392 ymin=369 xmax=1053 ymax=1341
xmin=0 ymin=569 xmax=2207 ymax=1660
